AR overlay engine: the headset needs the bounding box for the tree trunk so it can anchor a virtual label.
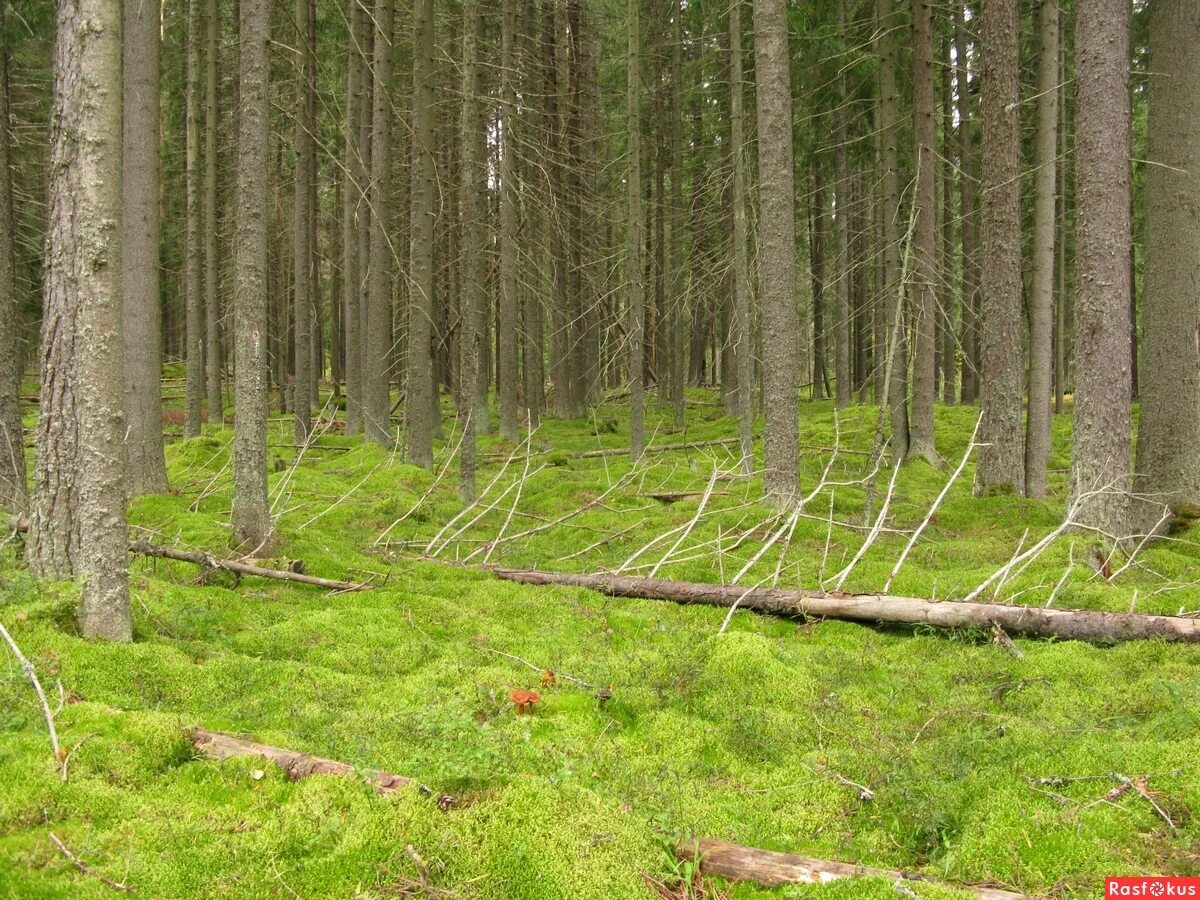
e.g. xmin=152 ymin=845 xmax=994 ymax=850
xmin=522 ymin=0 xmax=545 ymax=429
xmin=877 ymin=0 xmax=908 ymax=461
xmin=668 ymin=0 xmax=685 ymax=427
xmin=292 ymin=0 xmax=314 ymax=444
xmin=342 ymin=0 xmax=363 ymax=434
xmin=121 ymin=0 xmax=168 ymax=496
xmin=407 ymin=0 xmax=436 ymax=469
xmin=1024 ymin=0 xmax=1060 ymax=499
xmin=204 ymin=0 xmax=222 ymax=424
xmin=810 ymin=166 xmax=827 ymax=403
xmin=488 ymin=568 xmax=1200 ymax=645
xmin=730 ymin=0 xmax=753 ymax=472
xmin=954 ymin=3 xmax=979 ymax=406
xmin=975 ymin=0 xmax=1025 ymax=495
xmin=938 ymin=35 xmax=956 ymax=405
xmin=755 ymin=0 xmax=799 ymax=504
xmin=1069 ymin=0 xmax=1132 ymax=536
xmin=832 ymin=4 xmax=851 ymax=412
xmin=29 ymin=0 xmax=130 ymax=640
xmin=363 ymin=0 xmax=394 ymax=446
xmin=184 ymin=0 xmax=204 ymax=438
xmin=1134 ymin=0 xmax=1200 ymax=521
xmin=230 ymin=0 xmax=273 ymax=551
xmin=907 ymin=0 xmax=937 ymax=463
xmin=627 ymin=0 xmax=645 ymax=462
xmin=458 ymin=0 xmax=483 ymax=500
xmin=497 ymin=0 xmax=520 ymax=443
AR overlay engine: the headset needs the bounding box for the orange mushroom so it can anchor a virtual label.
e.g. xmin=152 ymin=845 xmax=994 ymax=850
xmin=508 ymin=689 xmax=542 ymax=715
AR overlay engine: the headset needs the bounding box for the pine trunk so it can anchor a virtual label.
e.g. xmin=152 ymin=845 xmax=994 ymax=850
xmin=292 ymin=0 xmax=313 ymax=444
xmin=184 ymin=0 xmax=204 ymax=438
xmin=730 ymin=0 xmax=753 ymax=472
xmin=459 ymin=0 xmax=483 ymax=500
xmin=627 ymin=0 xmax=645 ymax=461
xmin=204 ymin=0 xmax=222 ymax=423
xmin=342 ymin=0 xmax=363 ymax=434
xmin=497 ymin=0 xmax=520 ymax=442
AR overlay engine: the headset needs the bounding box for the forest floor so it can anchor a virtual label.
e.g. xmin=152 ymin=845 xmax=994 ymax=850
xmin=3 ymin=388 xmax=1200 ymax=898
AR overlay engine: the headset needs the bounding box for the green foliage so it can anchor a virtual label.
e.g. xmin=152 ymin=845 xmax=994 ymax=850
xmin=1 ymin=394 xmax=1198 ymax=897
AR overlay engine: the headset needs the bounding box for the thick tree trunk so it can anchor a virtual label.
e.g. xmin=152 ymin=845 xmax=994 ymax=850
xmin=1024 ymin=0 xmax=1060 ymax=499
xmin=0 ymin=26 xmax=21 ymax=511
xmin=497 ymin=0 xmax=520 ymax=443
xmin=30 ymin=0 xmax=130 ymax=641
xmin=877 ymin=0 xmax=908 ymax=460
xmin=521 ymin=0 xmax=545 ymax=429
xmin=292 ymin=0 xmax=314 ymax=444
xmin=754 ymin=0 xmax=799 ymax=504
xmin=1069 ymin=0 xmax=1132 ymax=536
xmin=230 ymin=0 xmax=273 ymax=551
xmin=342 ymin=0 xmax=363 ymax=434
xmin=488 ymin=568 xmax=1200 ymax=644
xmin=407 ymin=0 xmax=436 ymax=469
xmin=363 ymin=0 xmax=394 ymax=447
xmin=730 ymin=0 xmax=753 ymax=472
xmin=121 ymin=0 xmax=167 ymax=496
xmin=975 ymin=0 xmax=1025 ymax=495
xmin=1134 ymin=0 xmax=1200 ymax=521
xmin=184 ymin=0 xmax=204 ymax=439
xmin=627 ymin=0 xmax=645 ymax=461
xmin=204 ymin=0 xmax=222 ymax=424
xmin=907 ymin=0 xmax=937 ymax=463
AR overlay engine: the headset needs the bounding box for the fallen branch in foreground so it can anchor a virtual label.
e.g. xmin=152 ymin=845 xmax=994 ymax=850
xmin=49 ymin=832 xmax=133 ymax=893
xmin=677 ymin=838 xmax=1025 ymax=900
xmin=0 ymin=619 xmax=62 ymax=766
xmin=130 ymin=541 xmax=370 ymax=592
xmin=191 ymin=729 xmax=453 ymax=807
xmin=487 ymin=568 xmax=1200 ymax=644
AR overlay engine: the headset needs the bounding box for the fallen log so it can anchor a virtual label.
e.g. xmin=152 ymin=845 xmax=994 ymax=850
xmin=678 ymin=838 xmax=1026 ymax=900
xmin=643 ymin=491 xmax=731 ymax=503
xmin=487 ymin=568 xmax=1200 ymax=644
xmin=130 ymin=541 xmax=370 ymax=592
xmin=192 ymin=728 xmax=420 ymax=796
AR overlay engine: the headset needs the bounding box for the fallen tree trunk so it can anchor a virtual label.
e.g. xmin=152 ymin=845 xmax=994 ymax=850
xmin=192 ymin=728 xmax=412 ymax=794
xmin=488 ymin=568 xmax=1200 ymax=644
xmin=131 ymin=541 xmax=370 ymax=592
xmin=678 ymin=838 xmax=1025 ymax=900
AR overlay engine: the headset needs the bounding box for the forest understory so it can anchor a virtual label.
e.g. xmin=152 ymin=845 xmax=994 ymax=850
xmin=3 ymin=387 xmax=1199 ymax=899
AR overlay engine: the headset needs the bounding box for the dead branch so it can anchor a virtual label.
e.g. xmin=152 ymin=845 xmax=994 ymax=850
xmin=48 ymin=832 xmax=132 ymax=892
xmin=486 ymin=567 xmax=1200 ymax=644
xmin=130 ymin=541 xmax=369 ymax=592
xmin=0 ymin=619 xmax=62 ymax=766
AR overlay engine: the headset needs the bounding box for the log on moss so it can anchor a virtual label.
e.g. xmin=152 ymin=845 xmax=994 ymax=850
xmin=192 ymin=728 xmax=412 ymax=794
xmin=130 ymin=541 xmax=370 ymax=592
xmin=488 ymin=568 xmax=1200 ymax=644
xmin=678 ymin=838 xmax=1026 ymax=900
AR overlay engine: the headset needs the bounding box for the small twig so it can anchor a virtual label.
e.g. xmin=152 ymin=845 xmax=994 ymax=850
xmin=0 ymin=620 xmax=61 ymax=765
xmin=475 ymin=646 xmax=595 ymax=689
xmin=48 ymin=833 xmax=133 ymax=893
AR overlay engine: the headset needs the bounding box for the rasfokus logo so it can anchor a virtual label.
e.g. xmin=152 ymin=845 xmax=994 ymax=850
xmin=1106 ymin=879 xmax=1200 ymax=897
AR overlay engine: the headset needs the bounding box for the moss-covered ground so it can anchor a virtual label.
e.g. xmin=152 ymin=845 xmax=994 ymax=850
xmin=2 ymin=390 xmax=1199 ymax=898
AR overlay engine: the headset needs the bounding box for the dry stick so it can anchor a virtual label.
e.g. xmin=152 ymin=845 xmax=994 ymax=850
xmin=373 ymin=419 xmax=467 ymax=547
xmin=480 ymin=471 xmax=638 ymax=554
xmin=130 ymin=541 xmax=369 ymax=591
xmin=480 ymin=433 xmax=536 ymax=566
xmin=649 ymin=468 xmax=724 ymax=578
xmin=486 ymin=567 xmax=1200 ymax=643
xmin=830 ymin=460 xmax=903 ymax=592
xmin=557 ymin=522 xmax=639 ymax=562
xmin=883 ymin=413 xmax=982 ymax=593
xmin=1104 ymin=504 xmax=1171 ymax=583
xmin=475 ymin=646 xmax=595 ymax=689
xmin=678 ymin=837 xmax=1023 ymax=900
xmin=1045 ymin=543 xmax=1076 ymax=607
xmin=0 ymin=620 xmax=61 ymax=765
xmin=433 ymin=464 xmax=550 ymax=561
xmin=991 ymin=528 xmax=1031 ymax=601
xmin=48 ymin=832 xmax=132 ymax=893
xmin=296 ymin=458 xmax=386 ymax=531
xmin=716 ymin=506 xmax=807 ymax=634
xmin=422 ymin=433 xmax=529 ymax=557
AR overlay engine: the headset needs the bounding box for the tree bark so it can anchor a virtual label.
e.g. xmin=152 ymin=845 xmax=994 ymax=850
xmin=907 ymin=0 xmax=938 ymax=463
xmin=230 ymin=0 xmax=273 ymax=551
xmin=678 ymin=838 xmax=1023 ymax=900
xmin=458 ymin=0 xmax=483 ymax=500
xmin=204 ymin=0 xmax=222 ymax=424
xmin=754 ymin=0 xmax=799 ymax=504
xmin=406 ymin=0 xmax=436 ymax=469
xmin=975 ymin=0 xmax=1025 ymax=495
xmin=363 ymin=0 xmax=394 ymax=447
xmin=121 ymin=0 xmax=167 ymax=496
xmin=497 ymin=0 xmax=520 ymax=443
xmin=342 ymin=0 xmax=363 ymax=434
xmin=292 ymin=0 xmax=314 ymax=444
xmin=1134 ymin=0 xmax=1200 ymax=520
xmin=1069 ymin=0 xmax=1132 ymax=536
xmin=730 ymin=0 xmax=753 ymax=471
xmin=954 ymin=4 xmax=979 ymax=406
xmin=832 ymin=4 xmax=851 ymax=412
xmin=29 ymin=0 xmax=130 ymax=641
xmin=627 ymin=0 xmax=645 ymax=462
xmin=184 ymin=0 xmax=204 ymax=439
xmin=1024 ymin=0 xmax=1059 ymax=499
xmin=488 ymin=568 xmax=1200 ymax=644
xmin=938 ymin=36 xmax=956 ymax=405
xmin=810 ymin=166 xmax=827 ymax=403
